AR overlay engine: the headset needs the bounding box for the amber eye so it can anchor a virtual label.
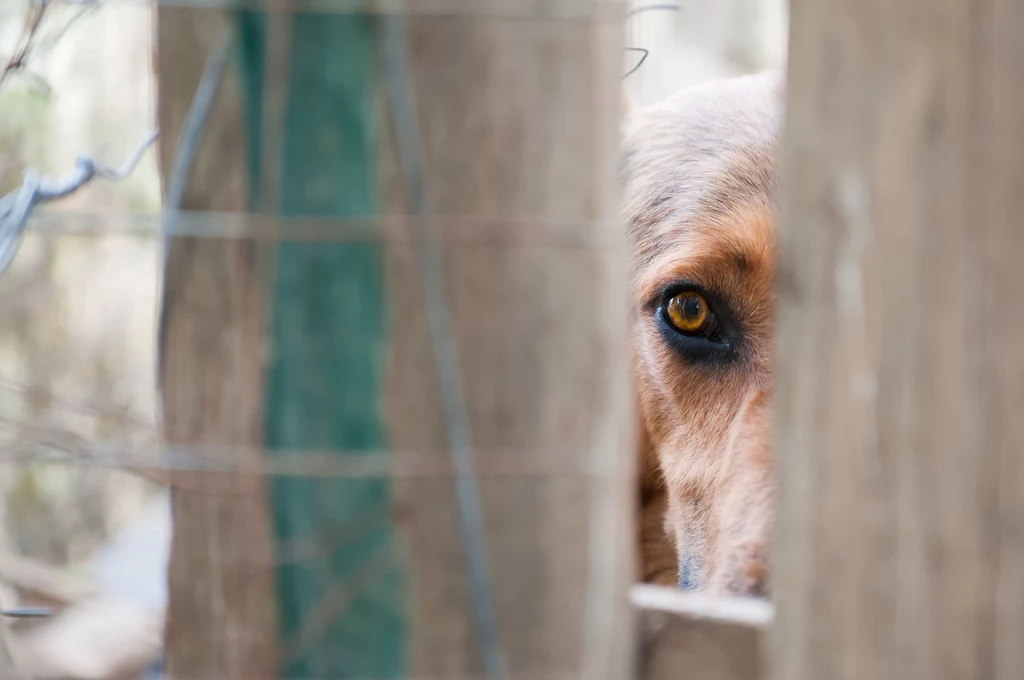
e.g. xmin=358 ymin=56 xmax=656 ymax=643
xmin=665 ymin=291 xmax=716 ymax=336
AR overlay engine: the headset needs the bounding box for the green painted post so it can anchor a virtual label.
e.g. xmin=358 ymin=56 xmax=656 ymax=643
xmin=237 ymin=11 xmax=405 ymax=678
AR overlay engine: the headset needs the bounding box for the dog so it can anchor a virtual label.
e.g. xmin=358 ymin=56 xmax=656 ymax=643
xmin=622 ymin=71 xmax=784 ymax=597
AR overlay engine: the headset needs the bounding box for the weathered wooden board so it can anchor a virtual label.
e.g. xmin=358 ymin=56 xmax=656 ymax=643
xmin=774 ymin=0 xmax=1024 ymax=678
xmin=156 ymin=3 xmax=632 ymax=679
xmin=379 ymin=7 xmax=633 ymax=680
xmin=155 ymin=8 xmax=279 ymax=678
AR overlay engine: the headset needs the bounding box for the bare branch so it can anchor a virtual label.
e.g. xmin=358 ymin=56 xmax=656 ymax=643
xmin=0 ymin=0 xmax=51 ymax=92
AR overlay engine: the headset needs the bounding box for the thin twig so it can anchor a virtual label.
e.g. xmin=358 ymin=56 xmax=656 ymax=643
xmin=33 ymin=0 xmax=102 ymax=60
xmin=0 ymin=0 xmax=103 ymax=96
xmin=0 ymin=0 xmax=51 ymax=92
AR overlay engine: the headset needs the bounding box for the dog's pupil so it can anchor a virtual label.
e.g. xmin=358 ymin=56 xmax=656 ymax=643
xmin=684 ymin=296 xmax=702 ymax=320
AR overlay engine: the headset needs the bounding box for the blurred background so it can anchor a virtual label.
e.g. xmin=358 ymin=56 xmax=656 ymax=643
xmin=0 ymin=1 xmax=785 ymax=677
xmin=624 ymin=0 xmax=786 ymax=106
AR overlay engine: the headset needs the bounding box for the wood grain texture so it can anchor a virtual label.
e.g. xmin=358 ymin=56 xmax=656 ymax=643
xmin=379 ymin=8 xmax=634 ymax=680
xmin=155 ymin=9 xmax=279 ymax=679
xmin=634 ymin=585 xmax=769 ymax=680
xmin=0 ymin=622 xmax=16 ymax=680
xmin=774 ymin=0 xmax=1024 ymax=679
xmin=641 ymin=613 xmax=762 ymax=680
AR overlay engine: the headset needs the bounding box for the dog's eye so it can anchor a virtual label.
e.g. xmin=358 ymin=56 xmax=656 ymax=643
xmin=664 ymin=291 xmax=718 ymax=337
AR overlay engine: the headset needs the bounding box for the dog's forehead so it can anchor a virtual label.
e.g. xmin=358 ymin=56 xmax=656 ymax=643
xmin=622 ymin=72 xmax=784 ymax=271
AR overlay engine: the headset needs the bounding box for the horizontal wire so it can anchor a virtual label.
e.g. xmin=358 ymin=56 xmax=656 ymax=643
xmin=184 ymin=676 xmax=583 ymax=680
xmin=172 ymin=676 xmax=583 ymax=680
xmin=26 ymin=210 xmax=617 ymax=247
xmin=0 ymin=607 xmax=52 ymax=618
xmin=0 ymin=442 xmax=609 ymax=479
xmin=43 ymin=0 xmax=628 ymax=20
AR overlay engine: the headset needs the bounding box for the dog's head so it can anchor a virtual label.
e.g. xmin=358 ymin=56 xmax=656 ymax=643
xmin=623 ymin=72 xmax=783 ymax=597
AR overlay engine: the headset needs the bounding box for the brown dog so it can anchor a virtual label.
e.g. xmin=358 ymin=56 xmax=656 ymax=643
xmin=623 ymin=71 xmax=784 ymax=597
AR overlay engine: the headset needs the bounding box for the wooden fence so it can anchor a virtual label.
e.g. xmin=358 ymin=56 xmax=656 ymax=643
xmin=156 ymin=2 xmax=631 ymax=679
xmin=150 ymin=0 xmax=1024 ymax=679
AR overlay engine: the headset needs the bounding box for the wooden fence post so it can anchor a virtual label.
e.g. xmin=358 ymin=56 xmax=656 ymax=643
xmin=156 ymin=3 xmax=632 ymax=679
xmin=774 ymin=1 xmax=1024 ymax=678
xmin=155 ymin=8 xmax=279 ymax=679
xmin=379 ymin=4 xmax=633 ymax=679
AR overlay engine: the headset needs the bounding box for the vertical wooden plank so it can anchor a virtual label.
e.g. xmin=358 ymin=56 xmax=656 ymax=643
xmin=0 ymin=623 xmax=15 ymax=680
xmin=379 ymin=4 xmax=633 ymax=679
xmin=774 ymin=0 xmax=1024 ymax=678
xmin=159 ymin=4 xmax=631 ymax=679
xmin=155 ymin=9 xmax=279 ymax=680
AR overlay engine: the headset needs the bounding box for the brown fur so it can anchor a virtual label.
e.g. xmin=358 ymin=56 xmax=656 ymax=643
xmin=622 ymin=72 xmax=784 ymax=597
